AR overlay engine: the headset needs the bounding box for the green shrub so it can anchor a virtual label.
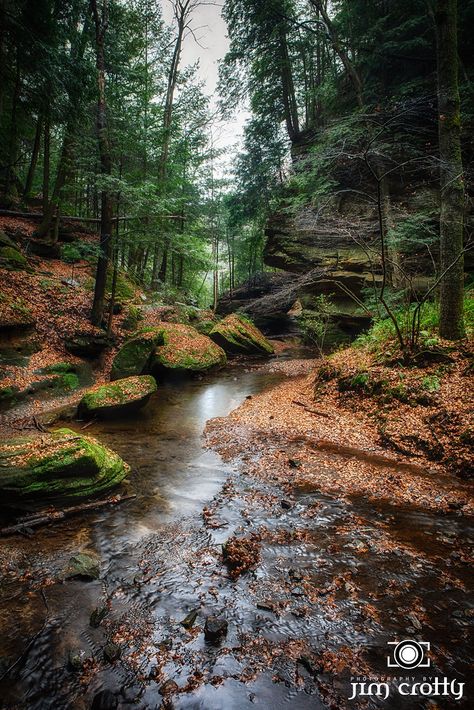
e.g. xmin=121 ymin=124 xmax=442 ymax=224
xmin=421 ymin=375 xmax=440 ymax=393
xmin=355 ymin=293 xmax=474 ymax=351
xmin=316 ymin=361 xmax=340 ymax=382
xmin=61 ymin=243 xmax=82 ymax=263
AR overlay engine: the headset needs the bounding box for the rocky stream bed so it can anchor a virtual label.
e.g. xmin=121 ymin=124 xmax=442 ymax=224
xmin=0 ymin=348 xmax=472 ymax=710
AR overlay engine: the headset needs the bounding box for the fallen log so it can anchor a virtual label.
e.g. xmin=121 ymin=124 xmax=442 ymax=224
xmin=0 ymin=493 xmax=136 ymax=536
xmin=292 ymin=400 xmax=332 ymax=418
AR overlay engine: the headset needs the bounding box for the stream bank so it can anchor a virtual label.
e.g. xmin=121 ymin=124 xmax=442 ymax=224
xmin=0 ymin=346 xmax=472 ymax=709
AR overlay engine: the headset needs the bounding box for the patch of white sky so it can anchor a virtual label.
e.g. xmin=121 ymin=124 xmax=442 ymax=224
xmin=161 ymin=0 xmax=250 ymax=183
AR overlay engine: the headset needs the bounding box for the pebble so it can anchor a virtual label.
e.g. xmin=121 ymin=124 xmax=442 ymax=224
xmin=204 ymin=616 xmax=228 ymax=643
xmin=67 ymin=648 xmax=87 ymax=672
xmin=103 ymin=643 xmax=121 ymax=663
xmin=180 ymin=608 xmax=199 ymax=629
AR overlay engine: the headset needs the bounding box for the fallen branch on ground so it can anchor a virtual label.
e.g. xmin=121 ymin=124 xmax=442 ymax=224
xmin=0 ymin=493 xmax=136 ymax=536
xmin=292 ymin=400 xmax=332 ymax=418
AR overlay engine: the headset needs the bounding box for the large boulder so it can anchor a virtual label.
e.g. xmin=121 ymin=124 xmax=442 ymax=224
xmin=153 ymin=323 xmax=226 ymax=373
xmin=0 ymin=246 xmax=29 ymax=271
xmin=0 ymin=428 xmax=129 ymax=507
xmin=65 ymin=330 xmax=111 ymax=358
xmin=78 ymin=375 xmax=157 ymax=418
xmin=209 ymin=314 xmax=274 ymax=355
xmin=111 ymin=330 xmax=165 ymax=381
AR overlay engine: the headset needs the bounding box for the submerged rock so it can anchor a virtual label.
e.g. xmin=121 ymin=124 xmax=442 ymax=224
xmin=210 ymin=314 xmax=274 ymax=355
xmin=78 ymin=375 xmax=157 ymax=418
xmin=104 ymin=643 xmax=121 ymax=663
xmin=204 ymin=616 xmax=228 ymax=643
xmin=153 ymin=323 xmax=226 ymax=373
xmin=0 ymin=427 xmax=130 ymax=506
xmin=65 ymin=552 xmax=101 ymax=580
xmin=67 ymin=648 xmax=89 ymax=672
xmin=111 ymin=330 xmax=165 ymax=380
xmin=180 ymin=608 xmax=199 ymax=629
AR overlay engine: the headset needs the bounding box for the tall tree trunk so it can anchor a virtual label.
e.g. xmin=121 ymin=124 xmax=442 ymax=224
xmin=36 ymin=17 xmax=89 ymax=237
xmin=435 ymin=0 xmax=465 ymax=339
xmin=156 ymin=1 xmax=190 ymax=285
xmin=177 ymin=253 xmax=184 ymax=288
xmin=23 ymin=113 xmax=43 ymax=200
xmin=4 ymin=50 xmax=21 ymax=200
xmin=279 ymin=25 xmax=299 ymax=141
xmin=36 ymin=124 xmax=74 ymax=238
xmin=42 ymin=115 xmax=50 ymax=213
xmin=309 ymin=0 xmax=364 ymax=108
xmin=90 ymin=0 xmax=113 ymax=327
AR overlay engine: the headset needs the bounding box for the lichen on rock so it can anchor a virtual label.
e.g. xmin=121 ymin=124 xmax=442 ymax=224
xmin=210 ymin=314 xmax=274 ymax=355
xmin=78 ymin=375 xmax=157 ymax=418
xmin=0 ymin=427 xmax=130 ymax=506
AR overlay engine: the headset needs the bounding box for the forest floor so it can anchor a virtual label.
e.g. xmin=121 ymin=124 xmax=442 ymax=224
xmin=0 ymin=215 xmax=216 ymax=433
xmin=207 ymin=342 xmax=474 ymax=515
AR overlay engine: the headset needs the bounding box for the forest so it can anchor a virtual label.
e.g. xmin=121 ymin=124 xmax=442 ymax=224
xmin=0 ymin=1 xmax=472 ymax=709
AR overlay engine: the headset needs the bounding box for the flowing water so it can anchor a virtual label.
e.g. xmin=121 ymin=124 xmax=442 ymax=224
xmin=0 ymin=351 xmax=472 ymax=710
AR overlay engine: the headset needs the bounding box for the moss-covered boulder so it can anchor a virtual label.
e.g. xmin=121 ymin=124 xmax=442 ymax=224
xmin=65 ymin=331 xmax=110 ymax=358
xmin=0 ymin=246 xmax=28 ymax=271
xmin=0 ymin=428 xmax=129 ymax=506
xmin=0 ymin=231 xmax=18 ymax=250
xmin=209 ymin=314 xmax=274 ymax=355
xmin=153 ymin=323 xmax=226 ymax=373
xmin=78 ymin=375 xmax=157 ymax=418
xmin=111 ymin=330 xmax=165 ymax=381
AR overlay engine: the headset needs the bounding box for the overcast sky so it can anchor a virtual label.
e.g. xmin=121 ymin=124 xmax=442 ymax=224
xmin=161 ymin=0 xmax=250 ymax=176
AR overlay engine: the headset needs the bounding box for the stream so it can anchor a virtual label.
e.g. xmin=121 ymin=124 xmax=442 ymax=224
xmin=0 ymin=349 xmax=472 ymax=709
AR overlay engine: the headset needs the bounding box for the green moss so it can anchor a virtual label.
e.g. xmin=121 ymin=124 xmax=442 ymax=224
xmin=0 ymin=386 xmax=18 ymax=404
xmin=209 ymin=314 xmax=274 ymax=355
xmin=337 ymin=370 xmax=385 ymax=395
xmin=43 ymin=362 xmax=76 ymax=374
xmin=122 ymin=305 xmax=144 ymax=331
xmin=0 ymin=296 xmax=34 ymax=329
xmin=111 ymin=330 xmax=165 ymax=380
xmin=78 ymin=375 xmax=157 ymax=418
xmin=107 ymin=269 xmax=136 ymax=300
xmin=0 ymin=428 xmax=130 ymax=505
xmin=153 ymin=323 xmax=227 ymax=373
xmin=59 ymin=373 xmax=80 ymax=391
xmin=421 ymin=375 xmax=440 ymax=393
xmin=0 ymin=246 xmax=28 ymax=271
xmin=384 ymin=383 xmax=410 ymax=403
xmin=194 ymin=320 xmax=216 ymax=336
